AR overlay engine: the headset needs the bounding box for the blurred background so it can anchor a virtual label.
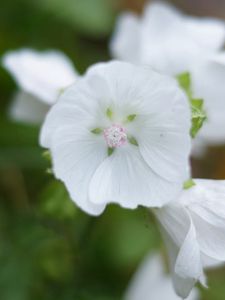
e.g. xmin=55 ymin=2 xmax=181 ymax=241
xmin=1 ymin=0 xmax=225 ymax=299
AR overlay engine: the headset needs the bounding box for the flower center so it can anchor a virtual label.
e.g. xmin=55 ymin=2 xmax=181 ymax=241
xmin=103 ymin=124 xmax=127 ymax=148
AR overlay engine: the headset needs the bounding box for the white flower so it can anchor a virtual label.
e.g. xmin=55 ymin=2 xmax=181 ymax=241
xmin=191 ymin=53 xmax=225 ymax=156
xmin=154 ymin=179 xmax=225 ymax=298
xmin=40 ymin=61 xmax=191 ymax=215
xmin=125 ymin=253 xmax=199 ymax=300
xmin=2 ymin=49 xmax=78 ymax=123
xmin=110 ymin=1 xmax=225 ymax=75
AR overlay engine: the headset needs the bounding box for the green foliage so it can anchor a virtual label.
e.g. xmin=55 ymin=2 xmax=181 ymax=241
xmin=177 ymin=72 xmax=207 ymax=138
xmin=32 ymin=0 xmax=119 ymax=37
xmin=0 ymin=118 xmax=46 ymax=168
xmin=39 ymin=180 xmax=77 ymax=220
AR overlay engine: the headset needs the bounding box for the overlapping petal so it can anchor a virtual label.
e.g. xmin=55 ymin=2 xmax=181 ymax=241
xmin=110 ymin=13 xmax=140 ymax=62
xmin=155 ymin=179 xmax=225 ymax=298
xmin=52 ymin=125 xmax=107 ymax=215
xmin=110 ymin=2 xmax=225 ymax=75
xmin=191 ymin=54 xmax=225 ymax=152
xmin=2 ymin=49 xmax=78 ymax=104
xmin=9 ymin=91 xmax=49 ymax=124
xmin=125 ymin=253 xmax=199 ymax=300
xmin=89 ymin=144 xmax=183 ymax=208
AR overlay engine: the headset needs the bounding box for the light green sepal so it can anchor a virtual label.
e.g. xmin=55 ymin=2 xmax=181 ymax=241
xmin=106 ymin=108 xmax=113 ymax=120
xmin=183 ymin=179 xmax=196 ymax=190
xmin=126 ymin=114 xmax=136 ymax=122
xmin=177 ymin=72 xmax=207 ymax=139
xmin=128 ymin=136 xmax=138 ymax=146
xmin=42 ymin=150 xmax=52 ymax=162
xmin=108 ymin=147 xmax=114 ymax=156
xmin=176 ymin=72 xmax=192 ymax=98
xmin=91 ymin=128 xmax=102 ymax=134
xmin=190 ymin=98 xmax=207 ymax=138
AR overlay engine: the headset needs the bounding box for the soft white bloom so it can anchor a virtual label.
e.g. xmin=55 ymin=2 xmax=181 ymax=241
xmin=9 ymin=91 xmax=49 ymax=124
xmin=111 ymin=2 xmax=225 ymax=155
xmin=154 ymin=179 xmax=225 ymax=298
xmin=110 ymin=1 xmax=225 ymax=75
xmin=40 ymin=61 xmax=191 ymax=215
xmin=2 ymin=49 xmax=78 ymax=123
xmin=191 ymin=53 xmax=225 ymax=156
xmin=125 ymin=253 xmax=199 ymax=300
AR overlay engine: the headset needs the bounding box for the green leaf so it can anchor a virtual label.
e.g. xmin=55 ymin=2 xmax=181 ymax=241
xmin=176 ymin=72 xmax=192 ymax=98
xmin=176 ymin=73 xmax=207 ymax=139
xmin=183 ymin=179 xmax=196 ymax=190
xmin=191 ymin=98 xmax=207 ymax=138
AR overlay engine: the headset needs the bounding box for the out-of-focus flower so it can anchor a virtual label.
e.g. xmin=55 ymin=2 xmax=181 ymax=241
xmin=40 ymin=61 xmax=191 ymax=215
xmin=111 ymin=1 xmax=225 ymax=154
xmin=191 ymin=53 xmax=225 ymax=156
xmin=2 ymin=49 xmax=78 ymax=123
xmin=9 ymin=91 xmax=49 ymax=124
xmin=154 ymin=179 xmax=225 ymax=298
xmin=124 ymin=253 xmax=199 ymax=300
xmin=110 ymin=1 xmax=225 ymax=75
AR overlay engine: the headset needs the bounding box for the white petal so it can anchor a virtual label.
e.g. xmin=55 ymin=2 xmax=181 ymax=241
xmin=180 ymin=179 xmax=225 ymax=261
xmin=87 ymin=61 xmax=189 ymax=116
xmin=51 ymin=125 xmax=107 ymax=215
xmin=139 ymin=2 xmax=193 ymax=74
xmin=125 ymin=252 xmax=199 ymax=300
xmin=110 ymin=13 xmax=140 ymax=62
xmin=40 ymin=79 xmax=109 ymax=148
xmin=155 ymin=204 xmax=203 ymax=299
xmin=2 ymin=49 xmax=78 ymax=104
xmin=137 ymin=89 xmax=191 ymax=182
xmin=125 ymin=253 xmax=165 ymax=300
xmin=155 ymin=203 xmax=191 ymax=247
xmin=160 ymin=224 xmax=199 ymax=299
xmin=9 ymin=91 xmax=49 ymax=124
xmin=191 ymin=212 xmax=225 ymax=261
xmin=89 ymin=144 xmax=183 ymax=208
xmin=139 ymin=2 xmax=225 ymax=75
xmin=175 ymin=218 xmax=202 ymax=282
xmin=202 ymin=253 xmax=225 ymax=269
xmin=191 ymin=55 xmax=225 ymax=145
xmin=142 ymin=2 xmax=182 ymax=32
xmin=185 ymin=17 xmax=225 ymax=51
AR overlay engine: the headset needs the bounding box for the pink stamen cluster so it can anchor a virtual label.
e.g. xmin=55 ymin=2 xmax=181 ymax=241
xmin=103 ymin=124 xmax=127 ymax=148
